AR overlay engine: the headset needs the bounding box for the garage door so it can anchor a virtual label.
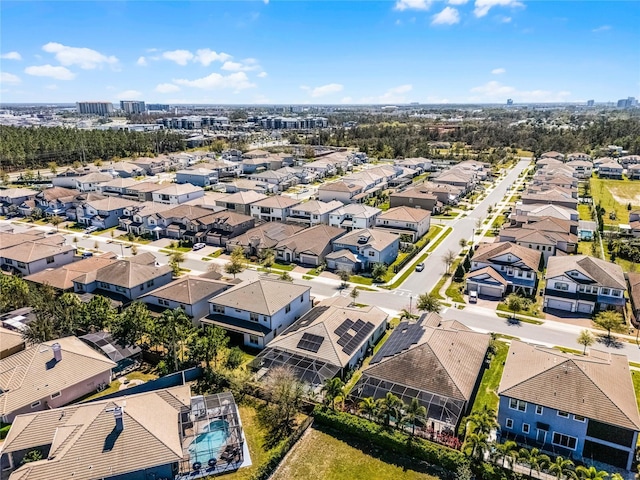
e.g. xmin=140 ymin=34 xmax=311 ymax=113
xmin=478 ymin=285 xmax=503 ymax=298
xmin=577 ymin=302 xmax=594 ymax=314
xmin=547 ymin=298 xmax=573 ymax=311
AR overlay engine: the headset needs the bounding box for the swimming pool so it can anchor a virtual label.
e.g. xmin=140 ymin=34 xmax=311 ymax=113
xmin=188 ymin=419 xmax=230 ymax=463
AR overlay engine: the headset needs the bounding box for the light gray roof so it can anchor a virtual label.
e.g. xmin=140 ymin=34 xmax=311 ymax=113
xmin=291 ymin=200 xmax=343 ymax=215
xmin=334 ymin=228 xmax=399 ymax=252
xmin=153 ymin=183 xmax=204 ymax=195
xmin=331 ymin=203 xmax=381 ymax=218
xmin=73 ymin=259 xmax=172 ymax=289
xmin=218 ymin=190 xmax=267 ymax=205
xmin=545 ymin=255 xmax=626 ymax=289
xmin=251 ymin=196 xmax=300 ymax=209
xmin=142 ymin=276 xmax=232 ymax=305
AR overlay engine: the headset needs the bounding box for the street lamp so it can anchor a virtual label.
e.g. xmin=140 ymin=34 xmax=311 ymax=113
xmin=409 ymin=295 xmax=413 ymax=315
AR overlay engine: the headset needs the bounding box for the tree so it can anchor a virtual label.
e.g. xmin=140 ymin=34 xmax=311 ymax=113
xmin=49 ymin=215 xmax=63 ymax=231
xmin=154 ymin=308 xmax=192 ymax=372
xmin=130 ymin=244 xmax=138 ymax=255
xmin=54 ymin=292 xmax=84 ymax=336
xmin=548 ymin=456 xmax=576 ymax=480
xmin=349 ymin=287 xmax=360 ymax=304
xmin=0 ymin=275 xmax=30 ymax=313
xmin=577 ymin=329 xmax=594 ymax=354
xmin=48 ymin=162 xmax=58 ymax=174
xmin=321 ymin=377 xmax=344 ymax=410
xmin=593 ymin=310 xmax=625 ymax=339
xmin=491 ymin=440 xmax=518 ymax=468
xmin=399 ymin=309 xmax=418 ymax=321
xmin=371 ymin=262 xmax=388 ymax=283
xmin=279 ymin=271 xmax=293 ymax=282
xmin=453 ymin=262 xmax=465 ymax=282
xmin=224 ymin=258 xmax=244 ymax=278
xmin=442 ymin=250 xmax=457 ymax=274
xmin=201 ymin=325 xmax=230 ymax=370
xmin=575 ymin=465 xmax=609 ymax=480
xmin=465 ymin=405 xmax=498 ymax=437
xmin=261 ymin=366 xmax=306 ymax=443
xmin=504 ymin=293 xmax=524 ymax=320
xmin=376 ymin=392 xmax=403 ymax=427
xmin=459 ymin=238 xmax=468 ymax=250
xmin=82 ymin=295 xmax=116 ymax=332
xmin=518 ymin=448 xmax=550 ymax=478
xmin=402 ymin=398 xmax=426 ymax=436
xmin=224 ymin=346 xmax=245 ymax=370
xmin=336 ymin=269 xmax=350 ymax=288
xmin=464 ymin=431 xmax=490 ymax=462
xmin=30 ymin=207 xmax=43 ymax=221
xmin=261 ymin=250 xmax=275 ymax=272
xmin=358 ymin=397 xmax=378 ymax=421
xmin=169 ymin=251 xmax=185 ymax=276
xmin=22 ymin=316 xmax=57 ymax=344
xmin=111 ymin=302 xmax=151 ymax=347
xmin=416 ymin=292 xmax=441 ymax=313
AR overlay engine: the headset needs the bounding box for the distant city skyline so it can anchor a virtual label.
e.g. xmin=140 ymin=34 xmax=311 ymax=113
xmin=0 ymin=1 xmax=638 ymax=105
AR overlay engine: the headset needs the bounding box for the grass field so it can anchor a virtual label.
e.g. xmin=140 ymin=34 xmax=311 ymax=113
xmin=272 ymin=426 xmax=444 ymax=480
xmin=469 ymin=341 xmax=509 ymax=415
xmin=591 ymin=177 xmax=640 ymax=226
xmin=631 ymin=371 xmax=640 ymax=412
xmin=577 ymin=204 xmax=592 ymax=221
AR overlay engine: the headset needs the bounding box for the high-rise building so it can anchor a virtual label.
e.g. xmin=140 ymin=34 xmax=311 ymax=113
xmin=120 ymin=100 xmax=146 ymax=114
xmin=506 ymin=98 xmax=514 ymax=106
xmin=76 ymin=101 xmax=114 ymax=116
xmin=147 ymin=104 xmax=170 ymax=112
xmin=587 ymin=99 xmax=595 ymax=107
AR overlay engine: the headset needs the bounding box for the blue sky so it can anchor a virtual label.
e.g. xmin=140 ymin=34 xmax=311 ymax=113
xmin=1 ymin=1 xmax=638 ymax=104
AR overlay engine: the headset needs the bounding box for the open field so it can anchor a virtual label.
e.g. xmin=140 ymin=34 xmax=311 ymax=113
xmin=272 ymin=426 xmax=444 ymax=480
xmin=591 ymin=178 xmax=640 ymax=226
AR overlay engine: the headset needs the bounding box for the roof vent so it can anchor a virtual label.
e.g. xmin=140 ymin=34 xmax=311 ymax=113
xmin=113 ymin=406 xmax=124 ymax=431
xmin=52 ymin=343 xmax=62 ymax=362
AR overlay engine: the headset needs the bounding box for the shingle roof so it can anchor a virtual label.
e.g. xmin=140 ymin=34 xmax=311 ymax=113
xmin=0 ymin=337 xmax=116 ymax=418
xmin=0 ymin=327 xmax=24 ymax=354
xmin=209 ymin=278 xmax=310 ymax=316
xmin=1 ymin=241 xmax=75 ymax=263
xmin=24 ymin=254 xmax=118 ymax=290
xmin=142 ymin=276 xmax=232 ymax=305
xmin=546 ymin=255 xmax=626 ymax=289
xmin=499 ymin=340 xmax=640 ymax=430
xmin=226 ymin=222 xmax=305 ymax=250
xmin=2 ymin=386 xmax=190 ymax=480
xmin=0 ymin=188 xmax=37 ymax=200
xmin=467 ymin=266 xmax=508 ymax=286
xmin=290 ymin=200 xmax=343 ymax=215
xmin=159 ymin=204 xmax=212 ymax=221
xmin=335 ymin=228 xmax=399 ymax=252
xmin=219 ymin=190 xmax=267 ymax=205
xmin=73 ymin=259 xmax=172 ymax=289
xmin=251 ymin=196 xmax=300 ymax=209
xmin=331 ymin=203 xmax=381 ymax=218
xmin=76 ymin=172 xmax=113 ymax=183
xmin=275 ymin=225 xmax=346 ymax=256
xmin=319 ymin=181 xmax=362 ymax=193
xmin=628 ymin=273 xmax=640 ymax=311
xmin=153 ymin=183 xmax=204 ymax=195
xmin=473 ymin=241 xmax=542 ymax=271
xmin=84 ymin=196 xmax=136 ymax=211
xmin=36 ymin=187 xmax=78 ymax=202
xmin=377 ymin=206 xmax=431 ymax=223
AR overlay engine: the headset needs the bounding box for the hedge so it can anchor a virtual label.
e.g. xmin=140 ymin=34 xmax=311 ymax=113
xmin=312 ymin=407 xmax=467 ymax=474
xmin=0 ymin=424 xmax=10 ymax=440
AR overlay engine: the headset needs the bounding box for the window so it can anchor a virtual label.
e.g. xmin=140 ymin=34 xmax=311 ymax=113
xmin=17 ymin=262 xmax=26 ymax=269
xmin=300 ymin=295 xmax=304 ymax=303
xmin=51 ymin=391 xmax=61 ymax=399
xmin=285 ymin=303 xmax=291 ymax=314
xmin=552 ymin=432 xmax=577 ymax=450
xmin=212 ymin=304 xmax=225 ymax=314
xmin=526 ymin=271 xmax=533 ymax=279
xmin=250 ymin=312 xmax=259 ymax=322
xmin=146 ymin=280 xmax=155 ymax=288
xmin=554 ymin=282 xmax=569 ymax=291
xmin=509 ymin=398 xmax=527 ymax=412
xmin=505 ymin=418 xmax=513 ymax=429
xmin=46 ymin=256 xmax=54 ymax=264
xmin=31 ymin=401 xmax=41 ymax=408
xmin=522 ymin=423 xmax=530 ymax=434
xmin=612 ymin=290 xmax=622 ymax=297
xmin=601 ymin=288 xmax=610 ymax=296
xmin=536 ymin=405 xmax=543 ymax=415
xmin=368 ymin=251 xmax=375 ymax=257
xmin=3 ymin=258 xmax=12 ymax=265
xmin=99 ymin=282 xmax=110 ymax=289
xmin=557 ymin=411 xmax=570 ymax=418
xmin=159 ymin=299 xmax=169 ymax=306
xmin=574 ymin=415 xmax=586 ymax=422
xmin=249 ymin=335 xmax=259 ymax=345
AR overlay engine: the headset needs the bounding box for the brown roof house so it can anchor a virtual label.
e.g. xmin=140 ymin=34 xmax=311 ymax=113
xmin=0 ymin=327 xmax=25 ymax=359
xmin=0 ymin=337 xmax=115 ymax=423
xmin=225 ymin=222 xmax=305 ymax=257
xmin=24 ymin=253 xmax=118 ymax=291
xmin=627 ymin=272 xmax=640 ymax=326
xmin=375 ymin=206 xmax=431 ymax=242
xmin=497 ymin=340 xmax=640 ymax=471
xmin=273 ymin=224 xmax=346 ymax=266
xmin=351 ymin=312 xmax=491 ymax=432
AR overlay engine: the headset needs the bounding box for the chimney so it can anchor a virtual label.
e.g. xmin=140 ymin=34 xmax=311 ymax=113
xmin=52 ymin=343 xmax=62 ymax=362
xmin=113 ymin=406 xmax=124 ymax=431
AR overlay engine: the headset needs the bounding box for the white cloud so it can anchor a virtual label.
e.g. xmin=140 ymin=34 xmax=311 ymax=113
xmin=25 ymin=64 xmax=75 ymax=80
xmin=469 ymin=80 xmax=571 ymax=102
xmin=173 ymin=72 xmax=255 ymax=91
xmin=394 ymin=0 xmax=431 ymax=11
xmin=221 ymin=59 xmax=260 ymax=72
xmin=155 ymin=83 xmax=181 ymax=93
xmin=257 ymin=71 xmax=268 ymax=78
xmin=474 ymin=0 xmax=523 ymax=18
xmin=491 ymin=67 xmax=506 ymax=75
xmin=432 ymin=6 xmax=460 ymax=25
xmin=162 ymin=49 xmax=194 ymax=66
xmin=499 ymin=15 xmax=512 ymax=22
xmin=117 ymin=89 xmax=142 ymax=99
xmin=448 ymin=0 xmax=468 ymax=4
xmin=42 ymin=42 xmax=118 ymax=69
xmin=136 ymin=56 xmax=148 ymax=66
xmin=592 ymin=25 xmax=611 ymax=33
xmin=45 ymin=84 xmax=58 ymax=90
xmin=1 ymin=51 xmax=22 ymax=61
xmin=303 ymin=83 xmax=344 ymax=98
xmin=0 ymin=72 xmax=21 ymax=84
xmin=194 ymin=49 xmax=232 ymax=66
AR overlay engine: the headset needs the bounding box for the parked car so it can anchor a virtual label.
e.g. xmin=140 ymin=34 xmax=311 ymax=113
xmin=84 ymin=226 xmax=98 ymax=234
xmin=82 ymin=251 xmax=94 ymax=258
xmin=469 ymin=291 xmax=478 ymax=303
xmin=415 ymin=262 xmax=425 ymax=272
xmin=193 ymin=243 xmax=206 ymax=250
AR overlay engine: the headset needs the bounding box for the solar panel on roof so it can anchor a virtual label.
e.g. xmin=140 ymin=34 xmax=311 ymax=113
xmin=337 ymin=333 xmax=352 ymax=347
xmin=297 ymin=332 xmax=324 ymax=353
xmin=334 ymin=318 xmax=354 ymax=337
xmin=370 ymin=321 xmax=425 ymax=364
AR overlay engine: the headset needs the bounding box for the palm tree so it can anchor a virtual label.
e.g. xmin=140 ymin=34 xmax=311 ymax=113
xmin=518 ymin=447 xmax=550 ymax=477
xmin=377 ymin=392 xmax=403 ymax=427
xmin=399 ymin=308 xmax=418 ymax=321
xmin=467 ymin=405 xmax=498 ymax=436
xmin=154 ymin=308 xmax=191 ymax=372
xmin=49 ymin=215 xmax=63 ymax=231
xmin=416 ymin=292 xmax=441 ymax=314
xmin=321 ymin=377 xmax=344 ymax=410
xmin=464 ymin=431 xmax=490 ymax=462
xmin=548 ymin=456 xmax=577 ymax=480
xmin=402 ymin=398 xmax=426 ymax=435
xmin=575 ymin=466 xmax=609 ymax=480
xmin=358 ymin=397 xmax=377 ymax=421
xmin=609 ymin=474 xmax=624 ymax=480
xmin=492 ymin=440 xmax=518 ymax=468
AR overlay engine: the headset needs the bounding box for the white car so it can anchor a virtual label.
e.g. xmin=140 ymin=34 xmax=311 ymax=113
xmin=84 ymin=226 xmax=98 ymax=234
xmin=415 ymin=262 xmax=425 ymax=272
xmin=193 ymin=243 xmax=206 ymax=251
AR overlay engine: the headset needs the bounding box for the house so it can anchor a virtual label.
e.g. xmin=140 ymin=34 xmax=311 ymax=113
xmin=225 ymin=222 xmax=305 ymax=257
xmin=77 ymin=196 xmax=137 ymax=229
xmin=103 ymin=160 xmax=146 ymax=177
xmin=628 ymin=164 xmax=640 ymax=180
xmin=250 ymin=196 xmax=301 ymax=222
xmin=201 ymin=278 xmax=312 ymax=348
xmin=431 ymin=169 xmax=475 ymax=193
xmin=176 ymin=167 xmax=218 ymax=187
xmin=252 ymin=296 xmax=388 ymax=387
xmin=118 ymin=201 xmax=173 ymax=238
xmin=152 ymin=183 xmax=205 ymax=205
xmin=215 ymin=190 xmax=268 ymax=215
xmin=201 ymin=210 xmax=255 ymax=247
xmin=566 ymin=152 xmax=592 ymax=162
xmin=0 ymin=327 xmax=25 ymax=359
xmin=499 ymin=217 xmax=578 ymax=263
xmin=141 ymin=275 xmax=234 ymax=321
xmin=73 ymin=256 xmax=173 ymax=302
xmin=351 ymin=312 xmax=491 ymax=433
xmin=0 ymin=337 xmax=115 ymax=423
xmin=131 ymin=156 xmax=174 ymax=175
xmin=497 ymin=340 xmax=640 ymax=471
xmin=183 ymin=191 xmax=229 ymax=211
xmin=329 ymin=228 xmax=399 ymax=272
xmin=566 ymin=160 xmax=593 ymax=179
xmin=274 ymin=224 xmax=346 ymax=266
xmin=97 ymin=177 xmax=139 ymax=195
xmin=304 ymin=159 xmax=337 ymax=177
xmin=328 ymin=204 xmax=381 ymax=231
xmin=620 ymin=155 xmax=640 ymax=168
xmin=223 ymin=178 xmax=270 ymax=194
xmin=410 ymin=181 xmax=463 ymax=205
xmin=536 ymin=158 xmax=564 ymax=170
xmin=520 ymin=191 xmax=578 ymax=210
xmin=395 ymin=157 xmax=433 ymax=172
xmin=74 ymin=172 xmax=115 ymax=192
xmin=248 ymin=169 xmax=297 ymax=191
xmin=630 ymin=211 xmax=640 ymax=237
xmin=540 ymin=151 xmax=565 ymax=161
xmin=0 ymin=234 xmax=75 ymax=276
xmin=0 ymin=188 xmax=37 ymax=215
xmin=205 ymin=159 xmax=242 ymax=179
xmin=598 ymin=160 xmax=624 ymax=179
xmin=543 ymin=255 xmax=626 ymax=314
xmin=286 ymin=200 xmax=343 ymax=227
xmin=123 ymin=181 xmax=166 ymax=202
xmin=466 ymin=242 xmax=542 ymax=297
xmin=317 ymin=181 xmax=364 ymax=204
xmin=31 ymin=186 xmax=78 ymax=217
xmin=375 ymin=206 xmax=431 ymax=242
xmin=390 ymin=187 xmax=440 ymax=213
xmin=24 ymin=253 xmax=118 ymax=291
xmin=157 ymin=203 xmax=227 ymax=241
xmin=509 ymin=203 xmax=579 ymax=224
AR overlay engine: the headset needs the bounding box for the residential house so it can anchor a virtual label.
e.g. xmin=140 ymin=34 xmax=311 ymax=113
xmin=73 ymin=256 xmax=173 ymax=302
xmin=431 ymin=169 xmax=475 ymax=193
xmin=103 ymin=160 xmax=146 ymax=177
xmin=304 ymin=159 xmax=337 ymax=177
xmin=131 ymin=156 xmax=174 ymax=175
xmin=183 ymin=191 xmax=229 ymax=211
xmin=389 ymin=187 xmax=440 ymax=213
xmin=118 ymin=201 xmax=173 ymax=237
xmin=628 ymin=164 xmax=640 ymax=180
xmin=509 ymin=204 xmax=579 ymax=224
xmin=31 ymin=186 xmax=78 ymax=217
xmin=629 ymin=211 xmax=640 ymax=237
xmin=520 ymin=191 xmax=578 ymax=210
xmin=286 ymin=200 xmax=343 ymax=227
xmin=215 ymin=190 xmax=267 ymax=215
xmin=0 ymin=234 xmax=75 ymax=276
xmin=176 ymin=167 xmax=218 ymax=187
xmin=225 ymin=222 xmax=305 ymax=257
xmin=202 ymin=278 xmax=312 ymax=348
xmin=223 ymin=178 xmax=270 ymax=194
xmin=77 ymin=196 xmax=136 ymax=229
xmin=619 ymin=155 xmax=640 ymax=168
xmin=317 ymin=181 xmax=364 ymax=204
xmin=375 ymin=206 xmax=431 ymax=242
xmin=274 ymin=224 xmax=346 ymax=266
xmin=565 ymin=160 xmax=593 ymax=179
xmin=205 ymin=159 xmax=242 ymax=179
xmin=497 ymin=340 xmax=640 ymax=471
xmin=201 ymin=210 xmax=255 ymax=247
xmin=394 ymin=157 xmax=433 ymax=172
xmin=0 ymin=327 xmax=25 ymax=359
xmin=97 ymin=177 xmax=139 ymax=195
xmin=248 ymin=169 xmax=297 ymax=191
xmin=628 ymin=273 xmax=640 ymax=326
xmin=123 ymin=181 xmax=166 ymax=202
xmin=466 ymin=242 xmax=542 ymax=298
xmin=328 ymin=204 xmax=381 ymax=231
xmin=156 ymin=204 xmax=212 ymax=240
xmin=598 ymin=160 xmax=624 ymax=179
xmin=0 ymin=337 xmax=115 ymax=423
xmin=250 ymin=196 xmax=301 ymax=222
xmin=252 ymin=296 xmax=388 ymax=387
xmin=24 ymin=253 xmax=118 ymax=291
xmin=566 ymin=152 xmax=592 ymax=162
xmin=0 ymin=188 xmax=37 ymax=215
xmin=328 ymin=228 xmax=399 ymax=272
xmin=73 ymin=172 xmax=114 ymax=192
xmin=412 ymin=181 xmax=463 ymax=205
xmin=543 ymin=255 xmax=626 ymax=314
xmin=536 ymin=158 xmax=564 ymax=170
xmin=141 ymin=275 xmax=234 ymax=321
xmin=540 ymin=151 xmax=566 ymax=161
xmin=498 ymin=217 xmax=578 ymax=263
xmin=241 ymin=157 xmax=271 ymax=174
xmin=152 ymin=183 xmax=205 ymax=205
xmin=351 ymin=312 xmax=491 ymax=432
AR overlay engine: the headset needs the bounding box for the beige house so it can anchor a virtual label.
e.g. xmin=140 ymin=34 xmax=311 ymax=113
xmin=375 ymin=206 xmax=431 ymax=241
xmin=0 ymin=234 xmax=75 ymax=276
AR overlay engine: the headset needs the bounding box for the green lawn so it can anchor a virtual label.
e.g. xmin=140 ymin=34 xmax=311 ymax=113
xmin=632 ymin=371 xmax=640 ymax=412
xmin=591 ymin=177 xmax=640 ymax=226
xmin=577 ymin=204 xmax=592 ymax=221
xmin=496 ymin=300 xmax=542 ymax=318
xmin=445 ymin=280 xmax=465 ymax=303
xmin=81 ymin=370 xmax=159 ymax=402
xmin=431 ymin=257 xmax=462 ymax=299
xmin=349 ymin=275 xmax=373 ymax=286
xmin=272 ymin=426 xmax=443 ymax=480
xmin=469 ymin=341 xmax=509 ymax=415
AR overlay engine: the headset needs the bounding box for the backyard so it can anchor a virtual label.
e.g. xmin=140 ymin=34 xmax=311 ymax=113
xmin=468 ymin=340 xmax=509 ymax=415
xmin=591 ymin=177 xmax=640 ymax=226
